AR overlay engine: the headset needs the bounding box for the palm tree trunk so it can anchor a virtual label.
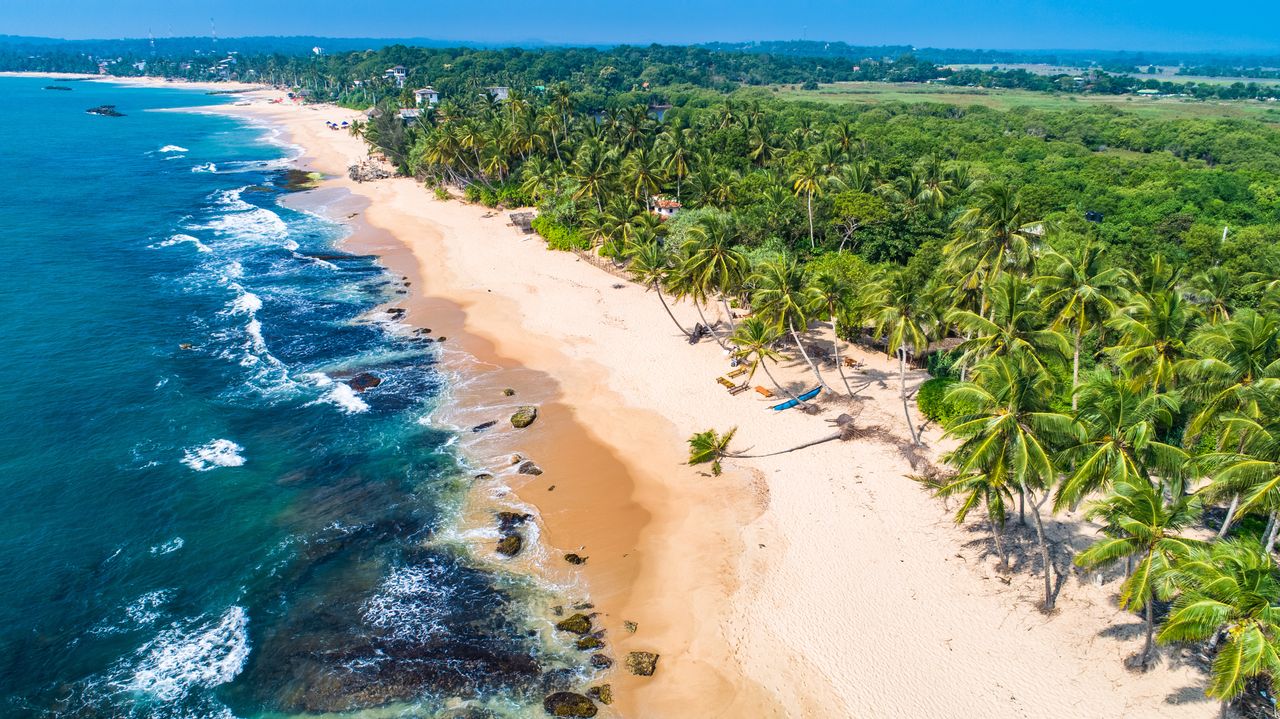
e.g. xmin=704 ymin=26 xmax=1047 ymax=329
xmin=1028 ymin=491 xmax=1055 ymax=611
xmin=1019 ymin=488 xmax=1026 ymax=526
xmin=899 ymin=347 xmax=921 ymax=445
xmin=1142 ymin=600 xmax=1155 ymax=669
xmin=1218 ymin=493 xmax=1241 ymax=538
xmin=806 ymin=192 xmax=815 ymax=249
xmin=758 ymin=360 xmax=806 ymax=406
xmin=992 ymin=519 xmax=1009 ymax=571
xmin=790 ymin=321 xmax=833 ymax=393
xmin=831 ymin=314 xmax=856 ymax=397
xmin=694 ymin=303 xmax=730 ymax=350
xmin=721 ymin=297 xmax=737 ymax=331
xmin=733 ymin=432 xmax=841 ymax=458
xmin=1267 ymin=511 xmax=1280 ymax=553
xmin=1072 ymin=327 xmax=1082 ymax=412
xmin=653 ymin=281 xmax=690 ymax=338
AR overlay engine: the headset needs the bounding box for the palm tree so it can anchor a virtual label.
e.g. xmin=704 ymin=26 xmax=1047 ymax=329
xmin=625 ymin=237 xmax=690 ymax=339
xmin=874 ymin=270 xmax=936 ymax=446
xmin=1037 ymin=242 xmax=1128 ymax=409
xmin=949 ymin=273 xmax=1070 ymax=380
xmin=1159 ymin=539 xmax=1280 ymax=717
xmin=751 ymin=257 xmax=829 ymax=391
xmin=946 ymin=183 xmax=1042 ymax=314
xmin=810 ymin=270 xmax=862 ymax=397
xmin=1180 ymin=309 xmax=1280 ymax=443
xmin=622 ymin=147 xmax=664 ymax=209
xmin=680 ymin=212 xmax=749 ymax=331
xmin=688 ymin=427 xmax=737 ymax=476
xmin=1188 ymin=266 xmax=1234 ymax=325
xmin=790 ymin=157 xmax=824 ymax=249
xmin=730 ymin=317 xmax=805 ymax=405
xmin=940 ymin=355 xmax=1076 ymax=609
xmin=658 ymin=124 xmax=693 ymax=200
xmin=1107 ymin=288 xmax=1198 ymax=395
xmin=1055 ymin=369 xmax=1188 ymax=511
xmin=1202 ymin=409 xmax=1280 ymax=550
xmin=1075 ymin=476 xmax=1204 ymax=670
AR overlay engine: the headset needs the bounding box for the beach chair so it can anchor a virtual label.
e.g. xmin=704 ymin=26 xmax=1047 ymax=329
xmin=729 ymin=384 xmax=751 ymax=396
xmin=727 ymin=367 xmax=748 ymax=379
xmin=754 ymin=386 xmax=774 ymax=398
xmin=716 ymin=376 xmax=736 ymax=389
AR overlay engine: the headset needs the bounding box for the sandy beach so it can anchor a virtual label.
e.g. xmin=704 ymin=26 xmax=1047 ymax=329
xmin=198 ymin=88 xmax=1220 ymax=718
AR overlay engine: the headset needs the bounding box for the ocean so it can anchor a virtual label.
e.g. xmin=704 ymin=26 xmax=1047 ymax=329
xmin=0 ymin=78 xmax=575 ymax=718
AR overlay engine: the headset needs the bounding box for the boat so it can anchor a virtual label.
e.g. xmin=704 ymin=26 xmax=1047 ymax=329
xmin=768 ymin=386 xmax=821 ymax=411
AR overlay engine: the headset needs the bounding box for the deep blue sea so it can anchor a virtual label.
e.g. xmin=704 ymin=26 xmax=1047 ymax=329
xmin=0 ymin=78 xmax=571 ymax=718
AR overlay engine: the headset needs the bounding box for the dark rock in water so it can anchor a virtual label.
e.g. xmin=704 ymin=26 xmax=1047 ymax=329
xmin=587 ymin=683 xmax=614 ymax=705
xmin=589 ymin=654 xmax=613 ymax=669
xmin=471 ymin=420 xmax=498 ymax=433
xmin=86 ymin=104 xmax=124 ymax=117
xmin=496 ymin=533 xmax=523 ymax=557
xmin=623 ymin=620 xmax=638 ymax=634
xmin=346 ymin=372 xmax=382 ymax=392
xmin=179 ymin=343 xmax=194 ymax=350
xmin=510 ymin=454 xmax=523 ymax=465
xmin=496 ymin=511 xmax=531 ymax=533
xmin=551 ymin=605 xmax=564 ymax=617
xmin=473 ymin=473 xmax=494 ymax=481
xmin=502 ymin=388 xmax=516 ymax=396
xmin=564 ymin=553 xmax=587 ymax=565
xmin=571 ymin=602 xmax=594 ymax=611
xmin=517 ymin=461 xmax=543 ymax=476
xmin=44 ymin=85 xmax=72 ymax=91
xmin=414 ymin=327 xmax=433 ymax=335
xmin=510 ymin=406 xmax=538 ymax=429
xmin=554 ymin=613 xmax=592 ymax=635
xmin=385 ymin=307 xmax=407 ymax=319
xmin=543 ymin=692 xmax=597 ymax=718
xmin=625 ymin=651 xmax=659 ymax=676
xmin=575 ymin=635 xmax=603 ymax=651
xmin=437 ymin=708 xmax=499 ymax=719
xmin=282 ymin=168 xmax=322 ymax=191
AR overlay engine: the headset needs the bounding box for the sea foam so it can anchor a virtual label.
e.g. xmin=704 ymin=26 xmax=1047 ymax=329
xmin=181 ymin=440 xmax=245 ymax=472
xmin=361 ymin=563 xmax=451 ymax=643
xmin=152 ymin=234 xmax=211 ymax=253
xmin=303 ymin=373 xmax=370 ymax=414
xmin=158 ymin=145 xmax=189 ymax=153
xmin=123 ymin=606 xmax=249 ymax=702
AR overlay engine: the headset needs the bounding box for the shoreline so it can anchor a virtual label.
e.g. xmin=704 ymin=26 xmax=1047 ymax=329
xmin=205 ymin=88 xmax=1219 ymax=718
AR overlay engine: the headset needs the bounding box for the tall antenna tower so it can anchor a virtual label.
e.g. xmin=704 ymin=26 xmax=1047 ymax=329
xmin=211 ymin=18 xmax=217 ymax=48
xmin=148 ymin=28 xmax=156 ymax=54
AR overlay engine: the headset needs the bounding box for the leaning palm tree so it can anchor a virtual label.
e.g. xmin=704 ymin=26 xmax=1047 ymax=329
xmin=1075 ymin=476 xmax=1204 ymax=670
xmin=940 ymin=355 xmax=1076 ymax=609
xmin=1036 ymin=242 xmax=1128 ymax=408
xmin=1055 ymin=369 xmax=1188 ymax=511
xmin=730 ymin=317 xmax=805 ymax=405
xmin=750 ymin=257 xmax=829 ymax=391
xmin=1159 ymin=539 xmax=1280 ymax=718
xmin=625 ymin=237 xmax=690 ymax=338
xmin=680 ymin=213 xmax=749 ymax=332
xmin=810 ymin=270 xmax=863 ymax=397
xmin=688 ymin=427 xmax=737 ymax=476
xmin=946 ymin=183 xmax=1042 ymax=314
xmin=874 ymin=270 xmax=936 ymax=446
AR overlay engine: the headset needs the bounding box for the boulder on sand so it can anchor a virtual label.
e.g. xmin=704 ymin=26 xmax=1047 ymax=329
xmin=554 ymin=613 xmax=592 ymax=635
xmin=517 ymin=460 xmax=543 ymax=476
xmin=587 ymin=684 xmax=613 ymax=705
xmin=542 ymin=692 xmax=597 ymax=718
xmin=496 ymin=534 xmax=523 ymax=557
xmin=510 ymin=406 xmax=538 ymax=428
xmin=625 ymin=651 xmax=659 ymax=676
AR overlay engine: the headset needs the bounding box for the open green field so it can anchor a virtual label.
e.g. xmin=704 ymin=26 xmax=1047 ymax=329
xmin=946 ymin=62 xmax=1280 ymax=86
xmin=778 ymin=81 xmax=1280 ymax=122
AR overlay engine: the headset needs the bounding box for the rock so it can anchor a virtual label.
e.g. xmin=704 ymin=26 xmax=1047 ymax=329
xmin=436 ymin=336 xmax=447 ymax=342
xmin=179 ymin=343 xmax=193 ymax=350
xmin=576 ymin=635 xmax=603 ymax=651
xmin=347 ymin=372 xmax=382 ymax=392
xmin=347 ymin=159 xmax=393 ymax=183
xmin=510 ymin=454 xmax=523 ymax=465
xmin=503 ymin=388 xmax=516 ymax=396
xmin=510 ymin=406 xmax=538 ymax=429
xmin=564 ymin=553 xmax=588 ymax=565
xmin=625 ymin=651 xmax=659 ymax=676
xmin=542 ymin=692 xmax=597 ymax=718
xmin=473 ymin=473 xmax=494 ymax=481
xmin=623 ymin=621 xmax=638 ymax=634
xmin=86 ymin=104 xmax=124 ymax=117
xmin=551 ymin=605 xmax=564 ymax=617
xmin=571 ymin=602 xmax=594 ymax=611
xmin=518 ymin=461 xmax=543 ymax=476
xmin=587 ymin=684 xmax=614 ymax=705
xmin=497 ymin=511 xmax=531 ymax=533
xmin=589 ymin=654 xmax=613 ymax=670
xmin=471 ymin=420 xmax=498 ymax=432
xmin=554 ymin=613 xmax=592 ymax=635
xmin=386 ymin=307 xmax=407 ymax=319
xmin=496 ymin=534 xmax=523 ymax=557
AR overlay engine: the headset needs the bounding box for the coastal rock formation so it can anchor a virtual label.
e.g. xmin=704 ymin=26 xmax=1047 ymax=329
xmin=496 ymin=512 xmax=531 ymax=533
xmin=510 ymin=406 xmax=538 ymax=428
xmin=86 ymin=104 xmax=124 ymax=117
xmin=496 ymin=534 xmax=523 ymax=557
xmin=542 ymin=692 xmax=598 ymax=718
xmin=575 ymin=635 xmax=603 ymax=650
xmin=589 ymin=654 xmax=612 ymax=669
xmin=554 ymin=613 xmax=592 ymax=635
xmin=517 ymin=460 xmax=543 ymax=476
xmin=471 ymin=420 xmax=497 ymax=433
xmin=623 ymin=621 xmax=638 ymax=633
xmin=473 ymin=473 xmax=494 ymax=481
xmin=587 ymin=684 xmax=614 ymax=705
xmin=347 ymin=159 xmax=393 ymax=183
xmin=625 ymin=651 xmax=659 ymax=676
xmin=347 ymin=373 xmax=382 ymax=392
xmin=502 ymin=388 xmax=516 ymax=396
xmin=564 ymin=553 xmax=587 ymax=565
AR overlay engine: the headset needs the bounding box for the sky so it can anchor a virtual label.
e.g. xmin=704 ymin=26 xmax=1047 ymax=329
xmin=4 ymin=0 xmax=1278 ymax=53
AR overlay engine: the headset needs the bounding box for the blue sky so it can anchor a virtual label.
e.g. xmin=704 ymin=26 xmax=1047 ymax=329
xmin=5 ymin=0 xmax=1277 ymax=52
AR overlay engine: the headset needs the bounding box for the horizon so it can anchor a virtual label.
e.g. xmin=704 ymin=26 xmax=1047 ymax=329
xmin=4 ymin=0 xmax=1279 ymax=54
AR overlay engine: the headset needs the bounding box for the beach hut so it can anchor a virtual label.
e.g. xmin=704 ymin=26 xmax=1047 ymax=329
xmin=397 ymin=108 xmax=423 ymax=126
xmin=651 ymin=197 xmax=682 ymax=219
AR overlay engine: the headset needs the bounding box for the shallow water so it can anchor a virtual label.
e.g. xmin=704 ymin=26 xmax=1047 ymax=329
xmin=0 ymin=78 xmax=578 ymax=718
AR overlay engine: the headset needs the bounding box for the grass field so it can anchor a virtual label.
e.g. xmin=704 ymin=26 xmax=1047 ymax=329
xmin=946 ymin=63 xmax=1280 ymax=87
xmin=777 ymin=82 xmax=1280 ymax=122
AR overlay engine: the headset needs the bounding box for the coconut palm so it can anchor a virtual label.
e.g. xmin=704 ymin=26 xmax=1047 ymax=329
xmin=625 ymin=237 xmax=690 ymax=339
xmin=658 ymin=124 xmax=694 ymax=200
xmin=949 ymin=273 xmax=1070 ymax=380
xmin=946 ymin=183 xmax=1042 ymax=314
xmin=1107 ymin=288 xmax=1198 ymax=395
xmin=810 ymin=270 xmax=862 ymax=397
xmin=750 ymin=257 xmax=829 ymax=391
xmin=621 ymin=147 xmax=665 ymax=208
xmin=688 ymin=427 xmax=737 ymax=476
xmin=1075 ymin=476 xmax=1205 ymax=670
xmin=1188 ymin=266 xmax=1235 ymax=325
xmin=1055 ymin=369 xmax=1188 ymax=511
xmin=1202 ymin=409 xmax=1280 ymax=549
xmin=1159 ymin=539 xmax=1280 ymax=717
xmin=679 ymin=213 xmax=749 ymax=332
xmin=790 ymin=157 xmax=825 ymax=249
xmin=939 ymin=355 xmax=1076 ymax=608
xmin=1037 ymin=242 xmax=1128 ymax=409
xmin=1180 ymin=309 xmax=1280 ymax=443
xmin=730 ymin=317 xmax=805 ymax=405
xmin=874 ymin=270 xmax=936 ymax=446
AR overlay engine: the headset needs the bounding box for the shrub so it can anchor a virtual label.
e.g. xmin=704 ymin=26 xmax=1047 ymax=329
xmin=917 ymin=377 xmax=967 ymax=426
xmin=433 ymin=186 xmax=451 ymax=201
xmin=530 ymin=216 xmax=591 ymax=252
xmin=463 ymin=184 xmax=483 ymax=203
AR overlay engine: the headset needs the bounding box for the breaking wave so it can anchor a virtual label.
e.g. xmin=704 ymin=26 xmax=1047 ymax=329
xmin=181 ymin=439 xmax=245 ymax=472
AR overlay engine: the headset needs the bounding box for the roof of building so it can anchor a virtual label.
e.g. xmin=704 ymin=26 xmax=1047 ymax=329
xmin=653 ymin=198 xmax=682 ymax=209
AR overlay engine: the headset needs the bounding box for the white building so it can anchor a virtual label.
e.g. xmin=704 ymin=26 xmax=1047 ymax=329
xmin=486 ymin=86 xmax=510 ymax=101
xmin=385 ymin=65 xmax=407 ymax=88
xmin=413 ymin=87 xmax=439 ymax=107
xmin=651 ymin=197 xmax=682 ymax=219
xmin=398 ymin=108 xmax=423 ymax=126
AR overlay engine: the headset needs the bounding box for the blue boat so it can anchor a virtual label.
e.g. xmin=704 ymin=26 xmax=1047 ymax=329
xmin=769 ymin=386 xmax=821 ymax=411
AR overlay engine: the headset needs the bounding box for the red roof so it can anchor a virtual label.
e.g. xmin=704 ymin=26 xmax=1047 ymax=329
xmin=653 ymin=198 xmax=682 ymax=209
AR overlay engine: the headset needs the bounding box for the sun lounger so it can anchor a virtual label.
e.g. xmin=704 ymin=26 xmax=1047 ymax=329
xmin=716 ymin=376 xmax=736 ymax=389
xmin=729 ymin=384 xmax=751 ymax=395
xmin=727 ymin=367 xmax=748 ymax=378
xmin=754 ymin=386 xmax=774 ymax=398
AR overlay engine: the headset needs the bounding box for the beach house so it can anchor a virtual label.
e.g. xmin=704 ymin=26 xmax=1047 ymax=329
xmin=397 ymin=108 xmax=423 ymax=126
xmin=385 ymin=65 xmax=407 ymax=88
xmin=414 ymin=87 xmax=439 ymax=107
xmin=651 ymin=197 xmax=682 ymax=219
xmin=486 ymin=86 xmax=510 ymax=101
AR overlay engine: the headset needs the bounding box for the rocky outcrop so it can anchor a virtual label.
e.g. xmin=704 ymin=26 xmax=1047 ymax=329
xmin=496 ymin=534 xmax=523 ymax=557
xmin=564 ymin=553 xmax=587 ymax=565
xmin=510 ymin=406 xmax=538 ymax=428
xmin=589 ymin=653 xmax=612 ymax=669
xmin=625 ymin=651 xmax=659 ymax=676
xmin=554 ymin=613 xmax=592 ymax=635
xmin=347 ymin=373 xmax=382 ymax=392
xmin=86 ymin=104 xmax=124 ymax=117
xmin=623 ymin=620 xmax=638 ymax=633
xmin=587 ymin=684 xmax=614 ymax=705
xmin=347 ymin=159 xmax=393 ymax=183
xmin=517 ymin=460 xmax=543 ymax=476
xmin=542 ymin=692 xmax=597 ymax=718
xmin=471 ymin=420 xmax=497 ymax=433
xmin=576 ymin=635 xmax=603 ymax=650
xmin=503 ymin=388 xmax=516 ymax=396
xmin=497 ymin=511 xmax=531 ymax=533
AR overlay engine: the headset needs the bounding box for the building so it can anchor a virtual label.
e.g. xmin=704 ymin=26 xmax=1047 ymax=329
xmin=385 ymin=65 xmax=407 ymax=88
xmin=486 ymin=86 xmax=510 ymax=102
xmin=397 ymin=108 xmax=423 ymax=126
xmin=413 ymin=87 xmax=439 ymax=107
xmin=651 ymin=197 xmax=682 ymax=219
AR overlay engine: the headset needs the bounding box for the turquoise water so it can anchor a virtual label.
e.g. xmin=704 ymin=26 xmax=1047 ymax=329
xmin=0 ymin=79 xmax=570 ymax=718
